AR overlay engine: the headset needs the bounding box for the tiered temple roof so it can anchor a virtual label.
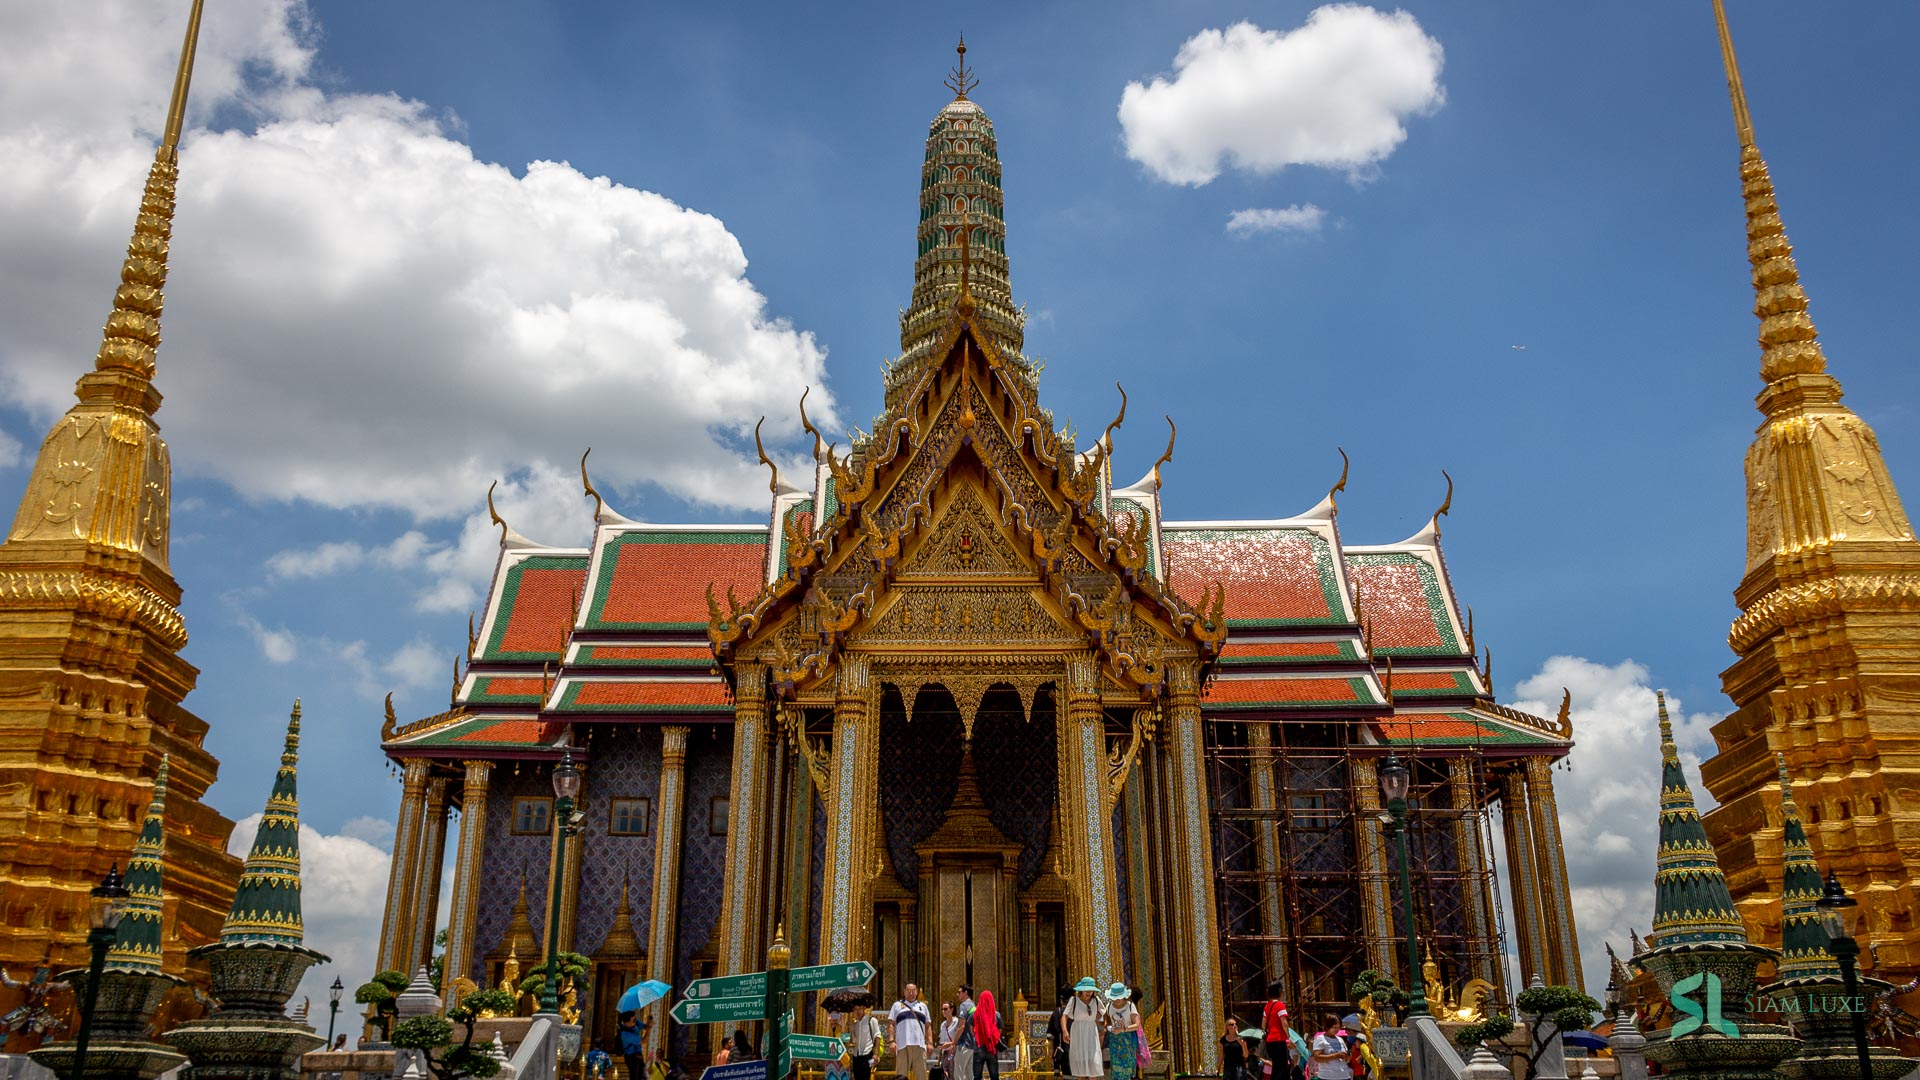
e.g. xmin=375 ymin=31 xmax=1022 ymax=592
xmin=386 ymin=454 xmax=1568 ymax=765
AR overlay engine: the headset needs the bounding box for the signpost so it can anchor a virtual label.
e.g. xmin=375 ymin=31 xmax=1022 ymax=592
xmin=785 ymin=1034 xmax=849 ymax=1061
xmin=671 ymin=933 xmax=873 ymax=1080
xmin=669 ymin=995 xmax=766 ymax=1025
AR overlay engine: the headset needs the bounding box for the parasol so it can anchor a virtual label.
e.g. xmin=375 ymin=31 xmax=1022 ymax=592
xmin=821 ymin=988 xmax=875 ymax=1013
xmin=618 ymin=980 xmax=674 ymax=1013
xmin=1561 ymin=1031 xmax=1609 ymax=1052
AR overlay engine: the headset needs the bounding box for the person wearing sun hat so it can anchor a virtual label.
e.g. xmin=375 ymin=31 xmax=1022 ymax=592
xmin=1063 ymin=979 xmax=1103 ymax=1078
xmin=1103 ymin=982 xmax=1140 ymax=1080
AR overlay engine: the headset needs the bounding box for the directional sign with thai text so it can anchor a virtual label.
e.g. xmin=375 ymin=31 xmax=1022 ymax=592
xmin=785 ymin=1034 xmax=848 ymax=1061
xmin=684 ymin=972 xmax=768 ymax=1000
xmin=699 ymin=1062 xmax=768 ymax=1080
xmin=786 ymin=961 xmax=877 ymax=994
xmin=669 ymin=995 xmax=766 ymax=1025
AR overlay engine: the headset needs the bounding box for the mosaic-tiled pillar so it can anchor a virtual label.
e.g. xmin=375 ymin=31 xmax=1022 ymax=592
xmin=1499 ymin=769 xmax=1546 ymax=984
xmin=1447 ymin=758 xmax=1497 ymax=984
xmin=408 ymin=776 xmax=451 ymax=973
xmin=378 ymin=758 xmax=431 ymax=974
xmin=443 ymin=759 xmax=492 ymax=1001
xmin=1121 ymin=755 xmax=1159 ymax=1010
xmin=1164 ymin=660 xmax=1223 ymax=1075
xmin=719 ymin=666 xmax=770 ymax=974
xmin=1246 ymin=723 xmax=1289 ymax=992
xmin=647 ymin=726 xmax=690 ymax=1061
xmin=1524 ymin=757 xmax=1582 ymax=989
xmin=1056 ymin=653 xmax=1120 ymax=987
xmin=820 ymin=659 xmax=879 ymax=963
xmin=1351 ymin=757 xmax=1397 ymax=977
xmin=783 ymin=733 xmax=815 ymax=970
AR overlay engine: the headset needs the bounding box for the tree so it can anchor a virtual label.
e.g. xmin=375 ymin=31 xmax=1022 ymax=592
xmin=429 ymin=929 xmax=449 ymax=989
xmin=354 ymin=970 xmax=410 ymax=1041
xmin=517 ymin=952 xmax=593 ymax=1004
xmin=392 ymin=988 xmax=518 ymax=1080
xmin=1453 ymin=985 xmax=1599 ymax=1080
xmin=1349 ymin=970 xmax=1410 ymax=1022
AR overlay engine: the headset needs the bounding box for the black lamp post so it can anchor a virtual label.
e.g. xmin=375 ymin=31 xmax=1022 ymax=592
xmin=1815 ymin=870 xmax=1872 ymax=1080
xmin=72 ymin=864 xmax=131 ymax=1080
xmin=328 ymin=976 xmax=345 ymax=1046
xmin=537 ymin=748 xmax=582 ymax=1015
xmin=1378 ymin=752 xmax=1428 ymax=1018
xmin=1604 ymin=977 xmax=1621 ymax=1021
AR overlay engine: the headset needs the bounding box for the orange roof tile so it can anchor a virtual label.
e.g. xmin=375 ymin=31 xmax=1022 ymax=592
xmin=1346 ymin=552 xmax=1462 ymax=655
xmin=1218 ymin=640 xmax=1358 ymax=664
xmin=483 ymin=557 xmax=589 ymax=661
xmin=574 ymin=644 xmax=715 ymax=668
xmin=556 ymin=679 xmax=734 ymax=714
xmin=588 ymin=531 xmax=767 ymax=630
xmin=1162 ymin=527 xmax=1345 ymax=626
xmin=1202 ymin=676 xmax=1372 ymax=708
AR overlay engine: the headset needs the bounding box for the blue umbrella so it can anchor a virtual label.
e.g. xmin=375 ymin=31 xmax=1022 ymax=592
xmin=618 ymin=980 xmax=673 ymax=1013
xmin=1561 ymin=1031 xmax=1609 ymax=1052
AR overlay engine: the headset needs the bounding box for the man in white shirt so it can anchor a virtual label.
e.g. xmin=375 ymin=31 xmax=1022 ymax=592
xmin=889 ymin=984 xmax=932 ymax=1080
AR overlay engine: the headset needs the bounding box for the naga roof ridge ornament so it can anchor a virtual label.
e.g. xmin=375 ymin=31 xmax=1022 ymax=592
xmin=580 ymin=448 xmax=637 ymax=526
xmin=486 ymin=480 xmax=540 ymax=550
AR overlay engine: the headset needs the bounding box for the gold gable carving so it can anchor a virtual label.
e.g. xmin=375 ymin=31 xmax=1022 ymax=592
xmin=898 ymin=482 xmax=1023 ymax=576
xmin=857 ymin=586 xmax=1078 ymax=647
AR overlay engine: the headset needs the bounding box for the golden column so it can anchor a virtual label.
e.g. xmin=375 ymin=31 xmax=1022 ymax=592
xmin=378 ymin=758 xmax=432 ymax=974
xmin=1523 ymin=757 xmax=1582 ymax=988
xmin=550 ymin=761 xmax=588 ymax=954
xmin=1350 ymin=757 xmax=1397 ymax=976
xmin=1498 ymin=769 xmax=1546 ymax=984
xmin=1163 ymin=659 xmax=1224 ymax=1075
xmin=820 ymin=658 xmax=879 ymax=963
xmin=1245 ymin=724 xmax=1289 ymax=989
xmin=442 ymin=760 xmax=492 ymax=1001
xmin=647 ymin=725 xmax=691 ymax=1062
xmin=1447 ymin=758 xmax=1497 ymax=983
xmin=1056 ymin=653 xmax=1122 ymax=986
xmin=407 ymin=775 xmax=451 ymax=974
xmin=718 ymin=665 xmax=770 ymax=974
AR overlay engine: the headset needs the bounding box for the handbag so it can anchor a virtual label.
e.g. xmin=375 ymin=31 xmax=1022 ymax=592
xmin=1136 ymin=1030 xmax=1151 ymax=1066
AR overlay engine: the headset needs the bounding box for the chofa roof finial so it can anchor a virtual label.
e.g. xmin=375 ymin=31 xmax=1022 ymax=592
xmin=945 ymin=36 xmax=979 ymax=100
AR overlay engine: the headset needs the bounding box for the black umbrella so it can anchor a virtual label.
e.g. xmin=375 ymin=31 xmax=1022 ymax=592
xmin=822 ymin=988 xmax=875 ymax=1013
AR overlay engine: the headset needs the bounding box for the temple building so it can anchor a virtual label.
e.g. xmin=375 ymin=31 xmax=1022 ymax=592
xmin=0 ymin=0 xmax=241 ymax=983
xmin=1695 ymin=0 xmax=1920 ymax=992
xmin=376 ymin=44 xmax=1582 ymax=1074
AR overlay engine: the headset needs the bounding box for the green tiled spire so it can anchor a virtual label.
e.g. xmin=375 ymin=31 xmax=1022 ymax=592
xmin=221 ymin=700 xmax=306 ymax=945
xmin=1649 ymin=691 xmax=1749 ymax=947
xmin=1773 ymin=754 xmax=1839 ymax=980
xmin=106 ymin=755 xmax=170 ymax=972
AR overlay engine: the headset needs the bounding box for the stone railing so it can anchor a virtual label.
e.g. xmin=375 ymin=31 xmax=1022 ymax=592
xmin=509 ymin=1018 xmax=556 ymax=1080
xmin=1409 ymin=1015 xmax=1466 ymax=1080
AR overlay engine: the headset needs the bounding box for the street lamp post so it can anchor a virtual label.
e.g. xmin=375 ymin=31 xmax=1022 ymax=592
xmin=328 ymin=976 xmax=345 ymax=1046
xmin=1815 ymin=870 xmax=1872 ymax=1080
xmin=72 ymin=865 xmax=131 ymax=1080
xmin=1378 ymin=752 xmax=1428 ymax=1018
xmin=537 ymin=748 xmax=582 ymax=1015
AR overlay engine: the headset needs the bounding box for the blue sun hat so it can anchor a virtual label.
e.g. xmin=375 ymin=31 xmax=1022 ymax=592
xmin=1074 ymin=977 xmax=1099 ymax=993
xmin=1106 ymin=982 xmax=1130 ymax=1001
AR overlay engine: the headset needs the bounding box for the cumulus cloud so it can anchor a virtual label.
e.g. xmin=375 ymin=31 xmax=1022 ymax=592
xmin=239 ymin=613 xmax=299 ymax=663
xmin=1119 ymin=5 xmax=1445 ymax=185
xmin=0 ymin=428 xmax=23 ymax=468
xmin=1226 ymin=204 xmax=1327 ymax=237
xmin=0 ymin=0 xmax=835 ymax=534
xmin=1506 ymin=656 xmax=1724 ymax=995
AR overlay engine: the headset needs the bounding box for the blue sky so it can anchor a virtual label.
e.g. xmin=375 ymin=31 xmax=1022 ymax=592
xmin=2 ymin=1 xmax=1916 ymax=993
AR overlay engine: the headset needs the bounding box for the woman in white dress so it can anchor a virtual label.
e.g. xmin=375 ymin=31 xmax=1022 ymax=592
xmin=1062 ymin=978 xmax=1105 ymax=1078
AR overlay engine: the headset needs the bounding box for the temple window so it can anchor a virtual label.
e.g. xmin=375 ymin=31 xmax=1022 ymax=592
xmin=511 ymin=796 xmax=552 ymax=835
xmin=709 ymin=795 xmax=730 ymax=836
xmin=609 ymin=797 xmax=650 ymax=836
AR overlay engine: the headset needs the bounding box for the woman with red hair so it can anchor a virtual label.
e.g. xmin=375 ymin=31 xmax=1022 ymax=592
xmin=971 ymin=990 xmax=1004 ymax=1080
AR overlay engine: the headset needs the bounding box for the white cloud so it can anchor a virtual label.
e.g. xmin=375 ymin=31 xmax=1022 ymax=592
xmin=1119 ymin=5 xmax=1445 ymax=185
xmin=0 ymin=427 xmax=23 ymax=468
xmin=0 ymin=0 xmax=835 ymax=533
xmin=229 ymin=811 xmax=392 ymax=1021
xmin=1226 ymin=204 xmax=1327 ymax=237
xmin=340 ymin=816 xmax=396 ymax=850
xmin=1506 ymin=656 xmax=1724 ymax=996
xmin=239 ymin=614 xmax=299 ymax=663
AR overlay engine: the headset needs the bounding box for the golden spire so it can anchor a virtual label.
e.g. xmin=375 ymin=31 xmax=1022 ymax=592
xmin=1710 ymin=0 xmax=1913 ymax=569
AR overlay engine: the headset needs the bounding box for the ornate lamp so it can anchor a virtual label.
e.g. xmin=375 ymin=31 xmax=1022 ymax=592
xmin=1377 ymin=752 xmax=1427 ymax=1018
xmin=1604 ymin=977 xmax=1621 ymax=1019
xmin=537 ymin=748 xmax=582 ymax=1015
xmin=328 ymin=976 xmax=345 ymax=1046
xmin=71 ymin=865 xmax=131 ymax=1080
xmin=1816 ymin=870 xmax=1871 ymax=1080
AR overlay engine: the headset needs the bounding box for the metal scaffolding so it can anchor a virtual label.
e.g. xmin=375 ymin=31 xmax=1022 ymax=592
xmin=1207 ymin=717 xmax=1509 ymax=1021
